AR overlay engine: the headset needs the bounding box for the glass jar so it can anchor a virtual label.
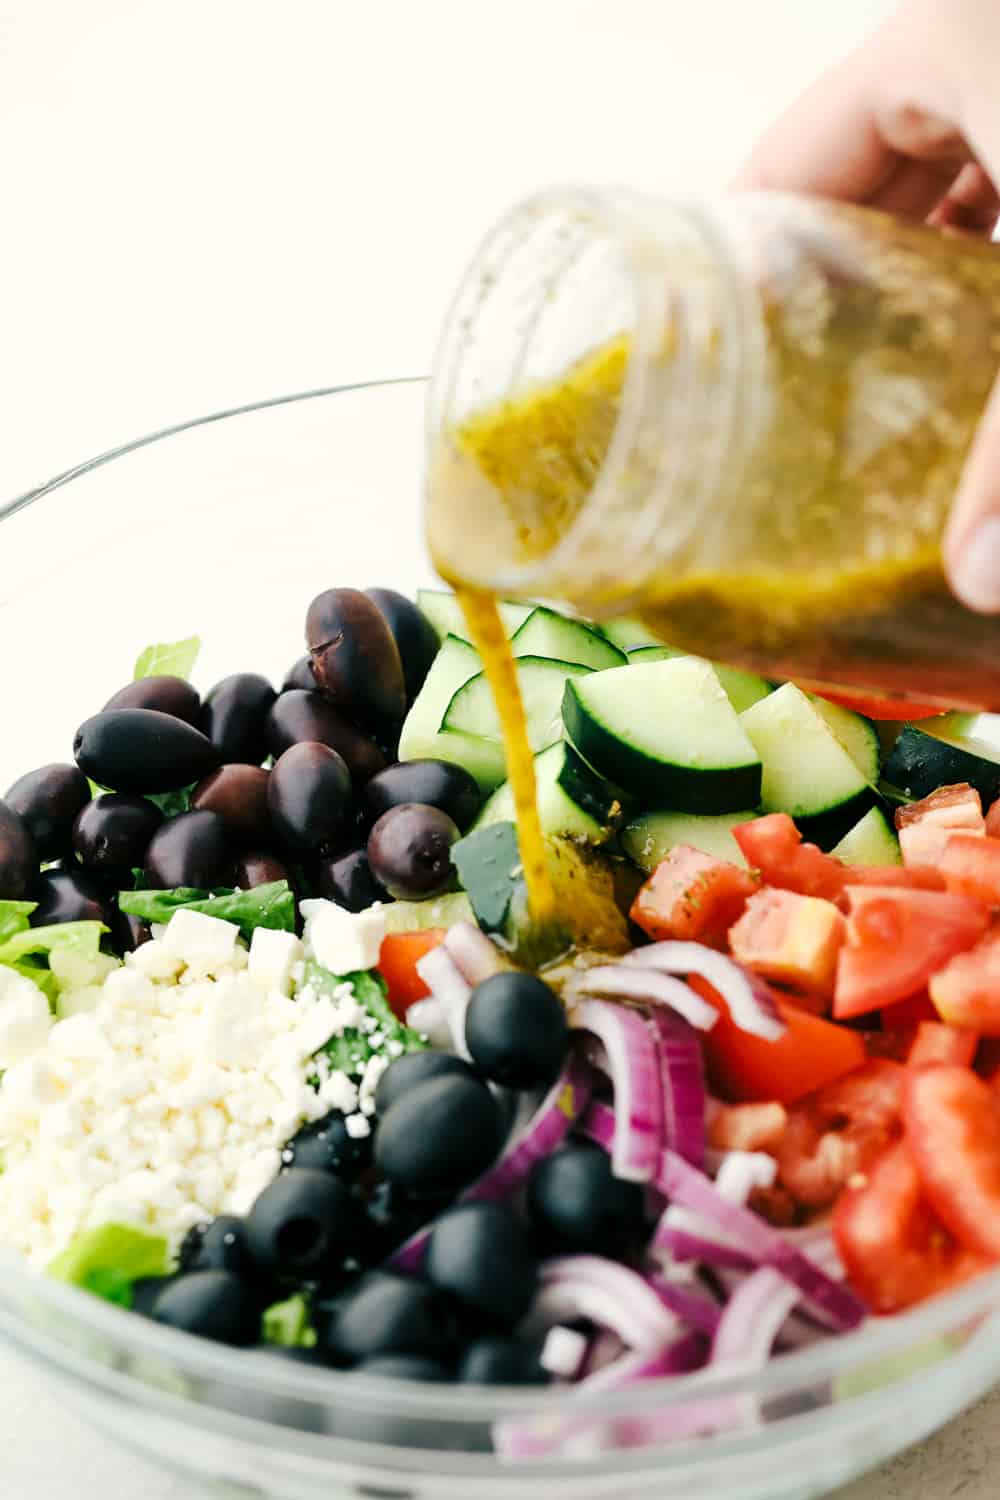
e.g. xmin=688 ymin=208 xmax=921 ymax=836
xmin=426 ymin=187 xmax=1000 ymax=709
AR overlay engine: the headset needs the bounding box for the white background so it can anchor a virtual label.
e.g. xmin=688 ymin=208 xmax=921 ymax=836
xmin=6 ymin=2 xmax=1000 ymax=1498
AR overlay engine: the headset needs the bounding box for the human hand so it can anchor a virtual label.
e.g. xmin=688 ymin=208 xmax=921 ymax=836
xmin=735 ymin=0 xmax=1000 ymax=612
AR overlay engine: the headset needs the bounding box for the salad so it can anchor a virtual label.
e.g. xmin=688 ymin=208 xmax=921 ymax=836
xmin=2 ymin=583 xmax=1000 ymax=1458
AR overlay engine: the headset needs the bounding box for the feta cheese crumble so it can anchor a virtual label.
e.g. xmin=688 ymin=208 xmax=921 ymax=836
xmin=301 ymin=899 xmax=386 ymax=975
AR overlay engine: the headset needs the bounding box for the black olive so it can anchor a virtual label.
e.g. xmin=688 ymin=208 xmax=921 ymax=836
xmin=151 ymin=1270 xmax=260 ymax=1346
xmin=425 ymin=1203 xmax=538 ymax=1327
xmin=375 ymin=1074 xmax=503 ymax=1196
xmin=73 ymin=793 xmax=164 ymax=878
xmin=373 ymin=1052 xmax=480 ymax=1117
xmin=232 ymin=851 xmax=292 ymax=889
xmin=357 ymin=1180 xmax=452 ymax=1263
xmin=0 ymin=802 xmax=36 ymax=900
xmin=457 ymin=1337 xmax=548 ymax=1386
xmin=283 ymin=1110 xmax=373 ymax=1184
xmin=30 ymin=868 xmax=114 ymax=927
xmin=4 ymin=764 xmax=91 ymax=861
xmin=245 ymin=1168 xmax=359 ymax=1278
xmin=365 ymin=588 xmax=440 ymax=705
xmin=103 ymin=675 xmax=201 ymax=725
xmin=356 ymin=1354 xmax=452 ymax=1382
xmin=199 ymin=673 xmax=276 ymax=765
xmin=363 ymin=760 xmax=481 ymax=833
xmin=178 ymin=1215 xmax=254 ymax=1278
xmin=143 ymin=809 xmax=231 ymax=888
xmin=131 ymin=1274 xmax=181 ymax=1318
xmin=464 ymin=972 xmax=569 ymax=1090
xmin=267 ymin=691 xmax=387 ymax=784
xmin=305 ymin=588 xmax=406 ymax=738
xmin=312 ymin=847 xmax=388 ymax=912
xmin=366 ymin=803 xmax=459 ymax=900
xmin=267 ymin=743 xmax=353 ymax=853
xmin=191 ymin=765 xmax=272 ymax=846
xmin=74 ymin=709 xmax=220 ymax=793
xmin=317 ymin=1270 xmax=457 ymax=1364
xmin=526 ymin=1142 xmax=647 ymax=1259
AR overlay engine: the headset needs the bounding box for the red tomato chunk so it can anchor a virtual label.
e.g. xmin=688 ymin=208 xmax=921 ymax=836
xmin=729 ymin=887 xmax=844 ymax=1002
xmin=896 ymin=783 xmax=984 ymax=868
xmin=630 ymin=845 xmax=758 ymax=948
xmin=777 ymin=1059 xmax=904 ymax=1211
xmin=938 ymin=833 xmax=1000 ymax=906
xmin=930 ymin=925 xmax=1000 ymax=1034
xmin=904 ymin=1065 xmax=1000 ymax=1261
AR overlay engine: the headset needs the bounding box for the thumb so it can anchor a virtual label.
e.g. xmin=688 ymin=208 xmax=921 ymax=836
xmin=944 ymin=372 xmax=1000 ymax=614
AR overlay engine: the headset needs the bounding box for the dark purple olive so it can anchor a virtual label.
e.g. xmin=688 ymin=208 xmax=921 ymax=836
xmin=305 ymin=588 xmax=406 ymax=737
xmin=363 ymin=760 xmax=481 ymax=833
xmin=31 ymin=868 xmax=114 ymax=928
xmin=366 ymin=589 xmax=440 ymax=705
xmin=191 ymin=765 xmax=271 ymax=845
xmin=4 ymin=764 xmax=91 ymax=861
xmin=74 ymin=710 xmax=220 ymax=793
xmin=268 ymin=743 xmax=353 ymax=853
xmin=366 ymin=803 xmax=459 ymax=900
xmin=113 ymin=909 xmax=152 ymax=952
xmin=199 ymin=674 xmax=276 ymax=766
xmin=267 ymin=691 xmax=386 ymax=784
xmin=143 ymin=810 xmax=231 ymax=889
xmin=0 ymin=802 xmax=37 ymax=900
xmin=103 ymin=676 xmax=201 ymax=725
xmin=73 ymin=793 xmax=164 ymax=877
xmin=282 ymin=656 xmax=316 ymax=692
xmin=314 ymin=847 xmax=389 ymax=912
xmin=232 ymin=851 xmax=291 ymax=889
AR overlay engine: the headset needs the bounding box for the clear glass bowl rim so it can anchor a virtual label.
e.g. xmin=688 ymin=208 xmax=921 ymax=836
xmin=2 ymin=374 xmax=998 ymax=1431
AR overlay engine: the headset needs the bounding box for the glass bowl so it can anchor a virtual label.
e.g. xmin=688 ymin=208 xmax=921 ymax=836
xmin=2 ymin=378 xmax=1000 ymax=1500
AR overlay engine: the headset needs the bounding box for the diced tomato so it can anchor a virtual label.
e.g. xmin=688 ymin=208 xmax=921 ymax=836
xmin=377 ymin=929 xmax=446 ymax=1018
xmin=630 ymin=845 xmax=758 ymax=948
xmin=986 ymin=801 xmax=1000 ymax=839
xmin=733 ymin=813 xmax=944 ymax=909
xmin=777 ymin=1059 xmax=904 ymax=1210
xmin=939 ymin=833 xmax=1000 ymax=905
xmin=882 ymin=992 xmax=938 ymax=1029
xmin=930 ymin=925 xmax=1000 ymax=1034
xmin=976 ymin=1037 xmax=1000 ymax=1079
xmin=707 ymin=1099 xmax=787 ymax=1154
xmin=834 ymin=885 xmax=989 ymax=1019
xmin=729 ymin=887 xmax=845 ymax=1002
xmin=694 ymin=975 xmax=867 ymax=1106
xmin=905 ymin=1064 xmax=1000 ymax=1260
xmin=834 ymin=1141 xmax=989 ymax=1314
xmin=907 ymin=1021 xmax=979 ymax=1068
xmin=896 ymin=784 xmax=985 ymax=868
xmin=796 ymin=683 xmax=946 ymax=720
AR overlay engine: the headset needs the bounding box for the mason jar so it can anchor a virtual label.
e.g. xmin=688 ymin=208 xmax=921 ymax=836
xmin=426 ymin=187 xmax=1000 ymax=709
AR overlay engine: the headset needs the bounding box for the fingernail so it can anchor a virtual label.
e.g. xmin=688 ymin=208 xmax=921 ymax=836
xmin=952 ymin=516 xmax=1000 ymax=612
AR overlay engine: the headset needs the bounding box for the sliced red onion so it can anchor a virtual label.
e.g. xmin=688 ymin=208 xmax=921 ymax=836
xmin=540 ymin=1325 xmax=589 ymax=1380
xmin=414 ymin=943 xmax=473 ymax=1058
xmin=577 ymin=1098 xmax=615 ymax=1151
xmin=570 ymin=998 xmax=663 ymax=1183
xmin=403 ymin=996 xmax=451 ymax=1049
xmin=442 ymin=921 xmax=507 ymax=986
xmin=711 ymin=1266 xmax=800 ymax=1367
xmin=657 ymin=1151 xmax=865 ymax=1331
xmin=645 ymin=1270 xmax=722 ymax=1336
xmin=653 ymin=1224 xmax=755 ymax=1271
xmin=569 ymin=963 xmax=718 ymax=1031
xmin=581 ymin=1329 xmax=627 ymax=1378
xmin=624 ymin=944 xmax=785 ymax=1041
xmin=386 ymin=1052 xmax=592 ymax=1273
xmin=647 ymin=1009 xmax=706 ymax=1168
xmin=521 ymin=1255 xmax=682 ymax=1352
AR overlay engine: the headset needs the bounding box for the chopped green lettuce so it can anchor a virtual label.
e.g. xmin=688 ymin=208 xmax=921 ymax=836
xmin=0 ymin=900 xmax=37 ymax=946
xmin=48 ymin=1223 xmax=170 ymax=1307
xmin=309 ymin=964 xmax=426 ymax=1077
xmin=133 ymin=635 xmax=201 ymax=682
xmin=0 ymin=920 xmax=106 ymax=967
xmin=262 ymin=1293 xmax=316 ymax=1349
xmin=145 ymin=786 xmax=194 ymax=819
xmin=0 ymin=920 xmax=110 ymax=1008
xmin=119 ymin=881 xmax=295 ymax=941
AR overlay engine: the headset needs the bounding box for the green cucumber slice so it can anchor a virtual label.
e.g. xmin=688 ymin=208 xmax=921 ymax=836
xmin=443 ymin=656 xmax=593 ymax=754
xmin=627 ymin=646 xmax=771 ymax=714
xmin=398 ymin=634 xmax=505 ymax=794
xmin=475 ymin=741 xmax=624 ymax=844
xmin=512 ymin=608 xmax=627 ymax=671
xmin=809 ymin=697 xmax=880 ymax=783
xmin=415 ymin=589 xmax=534 ymax=644
xmin=622 ymin=808 xmax=757 ymax=871
xmin=599 ymin=616 xmax=660 ymax=649
xmin=381 ymin=892 xmax=477 ymax=933
xmin=883 ymin=721 xmax=1000 ymax=805
xmin=831 ymin=806 xmax=901 ymax=867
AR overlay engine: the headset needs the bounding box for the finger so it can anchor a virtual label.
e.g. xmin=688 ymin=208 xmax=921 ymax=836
xmin=944 ymin=375 xmax=1000 ymax=613
xmin=870 ymin=157 xmax=958 ymax=220
xmin=928 ymin=163 xmax=1000 ymax=236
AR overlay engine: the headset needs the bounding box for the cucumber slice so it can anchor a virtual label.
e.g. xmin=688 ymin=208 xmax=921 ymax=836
xmin=415 ymin=589 xmax=534 ymax=644
xmin=627 ymin=646 xmax=680 ymax=662
xmin=398 ymin=634 xmax=505 ymax=794
xmin=741 ymin=683 xmax=876 ymax=848
xmin=443 ymin=656 xmax=593 ymax=754
xmin=627 ymin=646 xmax=771 ymax=714
xmin=883 ymin=722 xmax=1000 ymax=805
xmin=622 ymin=809 xmax=757 ymax=871
xmin=563 ymin=657 xmax=762 ymax=814
xmin=809 ymin=697 xmax=880 ymax=783
xmin=381 ymin=892 xmax=477 ymax=933
xmin=831 ymin=806 xmax=901 ymax=867
xmin=475 ymin=742 xmax=624 ymax=843
xmin=600 ymin=616 xmax=660 ymax=649
xmin=512 ymin=608 xmax=627 ymax=671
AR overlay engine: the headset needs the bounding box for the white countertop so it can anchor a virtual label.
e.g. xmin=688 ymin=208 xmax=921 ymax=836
xmin=1 ymin=1 xmax=997 ymax=1495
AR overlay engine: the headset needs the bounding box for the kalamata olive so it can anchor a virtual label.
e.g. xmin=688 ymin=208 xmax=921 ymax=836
xmin=305 ymin=588 xmax=406 ymax=738
xmin=232 ymin=851 xmax=291 ymax=889
xmin=103 ymin=675 xmax=201 ymax=725
xmin=267 ymin=691 xmax=386 ymax=784
xmin=365 ymin=588 xmax=440 ymax=705
xmin=363 ymin=760 xmax=481 ymax=833
xmin=282 ymin=656 xmax=316 ymax=692
xmin=73 ymin=793 xmax=164 ymax=877
xmin=191 ymin=765 xmax=271 ymax=845
xmin=0 ymin=802 xmax=37 ymax=900
xmin=366 ymin=803 xmax=459 ymax=900
xmin=113 ymin=909 xmax=152 ymax=953
xmin=31 ymin=868 xmax=114 ymax=927
xmin=4 ymin=764 xmax=91 ymax=861
xmin=268 ymin=743 xmax=353 ymax=853
xmin=143 ymin=809 xmax=231 ymax=888
xmin=313 ymin=847 xmax=388 ymax=912
xmin=199 ymin=673 xmax=276 ymax=765
xmin=74 ymin=709 xmax=220 ymax=793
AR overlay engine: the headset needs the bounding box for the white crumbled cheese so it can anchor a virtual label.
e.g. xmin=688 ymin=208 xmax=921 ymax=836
xmin=161 ymin=909 xmax=242 ymax=973
xmin=248 ymin=928 xmax=305 ymax=996
xmin=0 ymin=970 xmax=54 ymax=1069
xmin=358 ymin=1052 xmax=390 ymax=1117
xmin=302 ymin=899 xmax=386 ymax=975
xmin=344 ymin=1112 xmax=372 ymax=1140
xmin=128 ymin=939 xmax=184 ymax=982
